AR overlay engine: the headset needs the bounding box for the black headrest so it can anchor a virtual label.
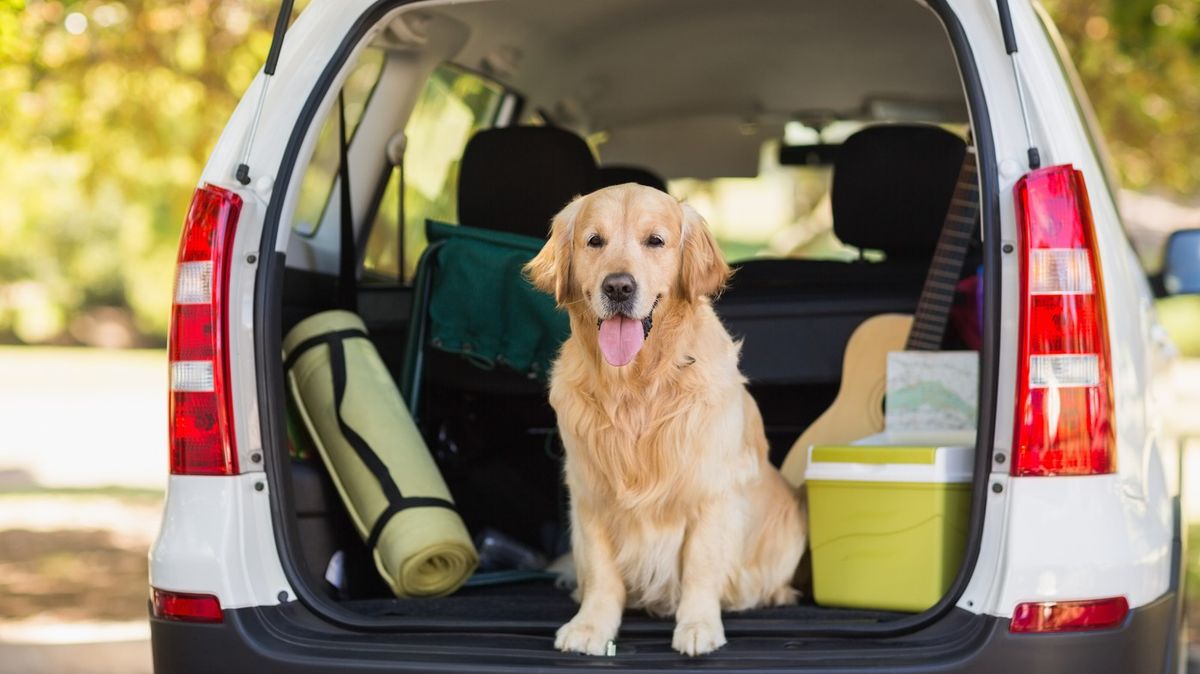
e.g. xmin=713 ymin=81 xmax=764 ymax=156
xmin=458 ymin=126 xmax=598 ymax=238
xmin=597 ymin=165 xmax=668 ymax=193
xmin=832 ymin=125 xmax=968 ymax=261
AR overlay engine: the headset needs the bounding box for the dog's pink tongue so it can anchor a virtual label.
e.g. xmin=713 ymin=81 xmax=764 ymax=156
xmin=598 ymin=315 xmax=645 ymax=367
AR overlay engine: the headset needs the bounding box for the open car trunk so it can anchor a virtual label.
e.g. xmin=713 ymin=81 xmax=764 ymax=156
xmin=256 ymin=0 xmax=1001 ymax=655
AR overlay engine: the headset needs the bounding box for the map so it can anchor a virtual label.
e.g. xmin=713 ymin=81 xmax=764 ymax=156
xmin=885 ymin=351 xmax=979 ymax=434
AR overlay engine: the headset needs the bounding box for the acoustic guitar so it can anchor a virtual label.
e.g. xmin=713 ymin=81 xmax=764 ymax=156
xmin=780 ymin=148 xmax=980 ymax=488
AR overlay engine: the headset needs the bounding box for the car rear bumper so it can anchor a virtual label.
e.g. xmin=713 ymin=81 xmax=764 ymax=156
xmin=150 ymin=589 xmax=1179 ymax=674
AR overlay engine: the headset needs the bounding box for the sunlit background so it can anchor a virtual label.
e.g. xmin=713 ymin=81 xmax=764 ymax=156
xmin=1 ymin=1 xmax=1199 ymax=672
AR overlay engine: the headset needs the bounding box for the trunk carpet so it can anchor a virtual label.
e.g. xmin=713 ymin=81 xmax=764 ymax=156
xmin=344 ymin=581 xmax=904 ymax=630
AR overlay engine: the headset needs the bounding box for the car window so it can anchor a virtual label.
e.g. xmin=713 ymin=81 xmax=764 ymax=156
xmin=669 ymin=122 xmax=969 ymax=262
xmin=291 ymin=48 xmax=386 ymax=237
xmin=669 ymin=145 xmax=853 ymax=263
xmin=363 ymin=65 xmax=508 ymax=282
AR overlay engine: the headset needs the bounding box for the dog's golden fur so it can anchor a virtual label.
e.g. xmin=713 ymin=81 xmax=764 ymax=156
xmin=525 ymin=184 xmax=806 ymax=656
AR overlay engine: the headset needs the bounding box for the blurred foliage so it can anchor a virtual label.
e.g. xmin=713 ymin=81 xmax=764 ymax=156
xmin=1158 ymin=295 xmax=1200 ymax=356
xmin=1042 ymin=0 xmax=1200 ymax=357
xmin=0 ymin=0 xmax=1198 ymax=345
xmin=1041 ymin=0 xmax=1200 ymax=195
xmin=0 ymin=0 xmax=292 ymax=344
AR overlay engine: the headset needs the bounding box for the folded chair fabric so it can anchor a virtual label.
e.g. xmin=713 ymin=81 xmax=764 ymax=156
xmin=424 ymin=220 xmax=570 ymax=380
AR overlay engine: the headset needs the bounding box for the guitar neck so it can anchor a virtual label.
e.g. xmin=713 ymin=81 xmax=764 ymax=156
xmin=905 ymin=149 xmax=980 ymax=352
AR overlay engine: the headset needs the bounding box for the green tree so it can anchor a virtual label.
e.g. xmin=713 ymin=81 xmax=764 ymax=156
xmin=1 ymin=0 xmax=1198 ymax=345
xmin=1042 ymin=0 xmax=1200 ymax=195
xmin=0 ymin=0 xmax=287 ymax=343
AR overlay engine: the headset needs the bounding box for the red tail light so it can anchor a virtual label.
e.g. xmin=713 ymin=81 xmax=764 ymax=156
xmin=1012 ymin=165 xmax=1115 ymax=476
xmin=1010 ymin=596 xmax=1128 ymax=633
xmin=152 ymin=588 xmax=224 ymax=623
xmin=168 ymin=185 xmax=242 ymax=476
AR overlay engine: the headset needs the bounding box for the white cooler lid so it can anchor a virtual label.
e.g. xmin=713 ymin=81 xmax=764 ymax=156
xmin=804 ymin=443 xmax=974 ymax=484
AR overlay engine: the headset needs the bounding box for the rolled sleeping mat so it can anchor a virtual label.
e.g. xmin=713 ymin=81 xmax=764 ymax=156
xmin=283 ymin=310 xmax=477 ymax=597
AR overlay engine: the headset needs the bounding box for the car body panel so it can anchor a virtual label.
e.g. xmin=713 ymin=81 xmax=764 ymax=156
xmin=150 ymin=474 xmax=292 ymax=609
xmin=950 ymin=0 xmax=1175 ymax=619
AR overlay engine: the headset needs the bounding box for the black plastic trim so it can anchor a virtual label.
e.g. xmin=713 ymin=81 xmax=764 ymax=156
xmin=264 ymin=0 xmax=296 ymax=76
xmin=253 ymin=0 xmax=1001 ymax=640
xmin=1164 ymin=494 xmax=1185 ymax=673
xmin=151 ymin=590 xmax=1178 ymax=673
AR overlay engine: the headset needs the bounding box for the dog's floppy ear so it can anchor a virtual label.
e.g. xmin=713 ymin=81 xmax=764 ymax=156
xmin=525 ymin=195 xmax=584 ymax=306
xmin=677 ymin=202 xmax=730 ymax=301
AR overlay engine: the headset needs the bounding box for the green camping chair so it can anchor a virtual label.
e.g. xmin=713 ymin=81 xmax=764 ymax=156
xmin=399 ymin=221 xmax=569 ymax=419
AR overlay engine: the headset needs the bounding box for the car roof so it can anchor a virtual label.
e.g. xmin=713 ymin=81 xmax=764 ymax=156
xmin=397 ymin=0 xmax=965 ymax=178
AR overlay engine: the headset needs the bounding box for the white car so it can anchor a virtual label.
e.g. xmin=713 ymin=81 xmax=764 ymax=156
xmin=149 ymin=0 xmax=1200 ymax=671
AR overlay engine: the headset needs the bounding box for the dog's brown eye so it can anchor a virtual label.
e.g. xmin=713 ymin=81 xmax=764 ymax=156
xmin=645 ymin=234 xmax=665 ymax=248
xmin=587 ymin=234 xmax=605 ymax=248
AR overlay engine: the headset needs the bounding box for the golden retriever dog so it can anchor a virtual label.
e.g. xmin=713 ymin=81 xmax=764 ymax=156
xmin=525 ymin=183 xmax=806 ymax=656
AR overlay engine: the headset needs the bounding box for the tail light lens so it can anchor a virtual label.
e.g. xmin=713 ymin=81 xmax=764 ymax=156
xmin=152 ymin=588 xmax=224 ymax=623
xmin=1012 ymin=165 xmax=1115 ymax=476
xmin=1010 ymin=596 xmax=1128 ymax=633
xmin=168 ymin=185 xmax=242 ymax=475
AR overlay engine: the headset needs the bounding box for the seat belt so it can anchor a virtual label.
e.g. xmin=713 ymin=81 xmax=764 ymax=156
xmin=337 ymin=91 xmax=357 ymax=312
xmin=385 ymin=131 xmax=407 ymax=283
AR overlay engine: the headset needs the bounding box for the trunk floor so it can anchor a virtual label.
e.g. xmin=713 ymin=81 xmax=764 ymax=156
xmin=345 ymin=580 xmax=904 ymax=627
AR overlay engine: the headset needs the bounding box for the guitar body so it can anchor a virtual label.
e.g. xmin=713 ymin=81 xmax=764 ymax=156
xmin=779 ymin=147 xmax=977 ymax=488
xmin=779 ymin=314 xmax=913 ymax=487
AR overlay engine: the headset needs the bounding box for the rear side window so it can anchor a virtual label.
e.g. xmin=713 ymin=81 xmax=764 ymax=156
xmin=669 ymin=122 xmax=967 ymax=263
xmin=291 ymin=49 xmax=386 ymax=237
xmin=363 ymin=65 xmax=508 ymax=282
xmin=669 ymin=146 xmax=850 ymax=263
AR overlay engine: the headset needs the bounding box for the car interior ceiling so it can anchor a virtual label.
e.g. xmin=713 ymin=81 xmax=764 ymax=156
xmin=278 ymin=0 xmax=979 ymax=623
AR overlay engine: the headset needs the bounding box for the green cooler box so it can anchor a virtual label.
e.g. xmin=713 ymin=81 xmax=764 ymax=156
xmin=805 ymin=444 xmax=972 ymax=612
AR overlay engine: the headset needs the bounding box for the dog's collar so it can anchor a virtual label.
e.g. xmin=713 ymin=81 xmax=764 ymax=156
xmin=595 ymin=295 xmax=662 ymax=338
xmin=641 ymin=295 xmax=661 ymax=337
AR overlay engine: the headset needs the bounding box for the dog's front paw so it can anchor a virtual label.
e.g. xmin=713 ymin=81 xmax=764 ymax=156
xmin=555 ymin=618 xmax=616 ymax=656
xmin=672 ymin=619 xmax=726 ymax=656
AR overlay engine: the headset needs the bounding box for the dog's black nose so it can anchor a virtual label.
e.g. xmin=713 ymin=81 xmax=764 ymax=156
xmin=602 ymin=273 xmax=637 ymax=303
